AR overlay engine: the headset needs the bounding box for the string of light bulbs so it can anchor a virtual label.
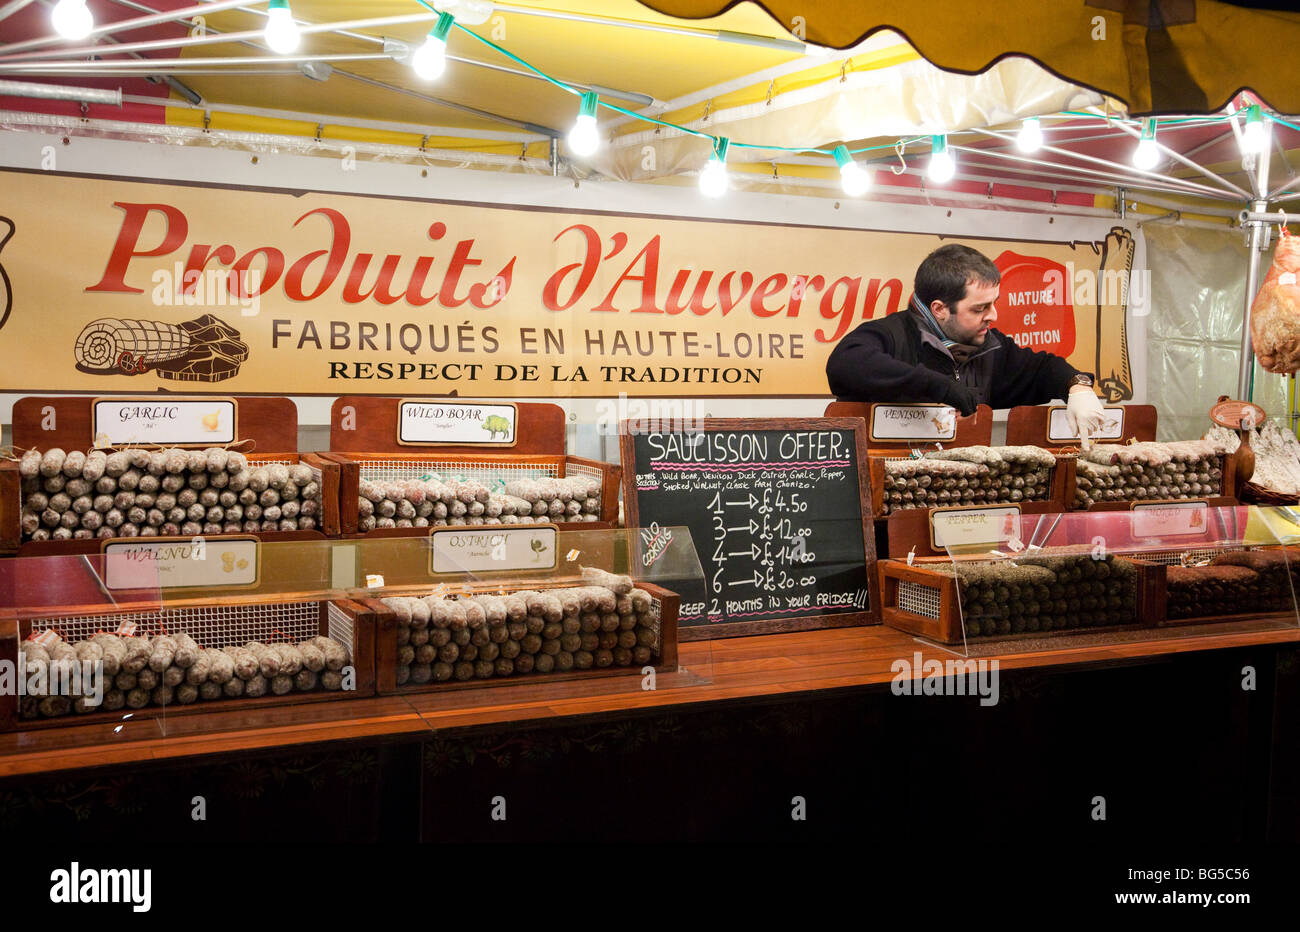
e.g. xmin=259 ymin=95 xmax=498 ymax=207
xmin=44 ymin=0 xmax=1281 ymax=198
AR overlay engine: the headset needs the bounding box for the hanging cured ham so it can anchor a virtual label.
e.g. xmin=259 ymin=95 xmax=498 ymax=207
xmin=1252 ymin=229 xmax=1300 ymax=374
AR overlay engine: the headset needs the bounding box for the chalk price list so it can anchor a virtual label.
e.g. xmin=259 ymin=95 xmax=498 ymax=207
xmin=628 ymin=426 xmax=870 ymax=628
xmin=705 ymin=488 xmax=820 ymax=615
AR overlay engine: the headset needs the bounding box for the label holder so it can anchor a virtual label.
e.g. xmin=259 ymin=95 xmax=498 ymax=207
xmin=92 ymin=395 xmax=239 ymax=449
xmin=928 ymin=504 xmax=1022 ymax=550
xmin=427 ymin=523 xmax=559 ymax=576
xmin=1045 ymin=404 xmax=1125 ymax=443
xmin=869 ymin=403 xmax=958 ymax=442
xmin=100 ymin=534 xmax=262 ymax=592
xmin=397 ymin=399 xmax=519 ymax=448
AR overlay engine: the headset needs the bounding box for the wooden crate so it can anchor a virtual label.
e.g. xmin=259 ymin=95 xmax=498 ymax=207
xmin=0 ymin=592 xmax=378 ymax=731
xmin=1134 ymin=544 xmax=1300 ymax=628
xmin=365 ymin=580 xmax=678 ymax=694
xmin=326 ymin=451 xmax=621 ymax=534
xmin=5 ymin=395 xmax=342 ymax=552
xmin=5 ymin=452 xmax=343 ymax=556
xmin=1062 ymin=453 xmax=1238 ymax=511
xmin=878 ymin=555 xmax=1164 ymax=645
xmin=868 ymin=452 xmax=1070 ymax=519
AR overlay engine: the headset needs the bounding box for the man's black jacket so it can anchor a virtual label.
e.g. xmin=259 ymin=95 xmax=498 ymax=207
xmin=825 ymin=309 xmax=1084 ymax=412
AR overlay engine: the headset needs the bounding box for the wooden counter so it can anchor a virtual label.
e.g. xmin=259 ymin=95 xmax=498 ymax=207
xmin=2 ymin=619 xmax=1296 ymax=778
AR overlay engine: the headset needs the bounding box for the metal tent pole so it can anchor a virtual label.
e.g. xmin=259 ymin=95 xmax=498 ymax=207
xmin=1239 ymin=139 xmax=1273 ymax=401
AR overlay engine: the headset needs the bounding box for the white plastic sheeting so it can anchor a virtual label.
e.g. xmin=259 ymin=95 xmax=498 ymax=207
xmin=1145 ymin=223 xmax=1287 ymax=441
xmin=590 ymin=55 xmax=1105 ymax=182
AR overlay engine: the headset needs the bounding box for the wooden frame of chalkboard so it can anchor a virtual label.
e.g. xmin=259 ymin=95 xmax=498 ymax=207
xmin=619 ymin=417 xmax=877 ymax=640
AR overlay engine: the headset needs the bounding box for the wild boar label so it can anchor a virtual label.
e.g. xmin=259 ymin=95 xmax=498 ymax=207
xmin=398 ymin=400 xmax=517 ymax=446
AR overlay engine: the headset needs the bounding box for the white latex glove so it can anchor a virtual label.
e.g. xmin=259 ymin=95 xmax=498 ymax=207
xmin=1066 ymin=386 xmax=1106 ymax=449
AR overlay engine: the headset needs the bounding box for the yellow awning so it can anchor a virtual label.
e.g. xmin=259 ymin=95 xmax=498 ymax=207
xmin=637 ymin=0 xmax=1300 ymax=115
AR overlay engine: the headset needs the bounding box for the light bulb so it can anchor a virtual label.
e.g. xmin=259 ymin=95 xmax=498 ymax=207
xmin=928 ymin=135 xmax=955 ymax=183
xmin=411 ymin=12 xmax=454 ymax=81
xmin=839 ymin=161 xmax=871 ymax=196
xmin=1241 ymin=105 xmax=1268 ymax=155
xmin=411 ymin=35 xmax=447 ymax=79
xmin=51 ymin=0 xmax=93 ymax=40
xmin=568 ymin=92 xmax=600 ymax=157
xmin=264 ymin=1 xmax=300 ymax=55
xmin=1133 ymin=118 xmax=1159 ymax=170
xmin=699 ymin=157 xmax=728 ymax=197
xmin=1017 ymin=117 xmax=1043 ymax=153
xmin=568 ymin=115 xmax=599 ymax=157
xmin=830 ymin=144 xmax=870 ymax=196
xmin=1132 ymin=139 xmax=1159 ymax=170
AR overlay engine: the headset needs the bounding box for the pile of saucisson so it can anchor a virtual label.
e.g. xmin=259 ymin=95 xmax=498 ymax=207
xmin=18 ymin=629 xmax=351 ymax=720
xmin=358 ymin=474 xmax=602 ymax=530
xmin=881 ymin=446 xmax=1056 ymax=515
xmin=19 ymin=447 xmax=321 ymax=541
xmin=1074 ymin=440 xmax=1222 ymax=507
xmin=383 ymin=568 xmax=658 ymax=685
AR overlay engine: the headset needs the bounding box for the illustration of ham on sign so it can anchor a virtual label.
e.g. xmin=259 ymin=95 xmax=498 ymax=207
xmin=73 ymin=314 xmax=248 ymax=381
xmin=0 ymin=215 xmax=13 ymax=332
xmin=993 ymin=251 xmax=1075 ymax=357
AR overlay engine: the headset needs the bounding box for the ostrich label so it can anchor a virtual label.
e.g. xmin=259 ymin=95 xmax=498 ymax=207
xmin=92 ymin=397 xmax=237 ymax=447
xmin=397 ymin=400 xmax=517 ymax=446
xmin=429 ymin=525 xmax=558 ymax=574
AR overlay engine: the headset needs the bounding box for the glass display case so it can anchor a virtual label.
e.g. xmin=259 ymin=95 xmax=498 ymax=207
xmin=878 ymin=504 xmax=1300 ymax=654
xmin=0 ymin=526 xmax=708 ymax=739
xmin=340 ymin=525 xmax=705 ymax=694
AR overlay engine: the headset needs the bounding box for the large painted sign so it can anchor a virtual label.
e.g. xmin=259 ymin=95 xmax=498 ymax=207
xmin=0 ymin=170 xmax=1139 ymax=399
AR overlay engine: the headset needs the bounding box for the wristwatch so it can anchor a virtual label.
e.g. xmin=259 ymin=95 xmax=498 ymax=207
xmin=1069 ymin=374 xmax=1094 ymax=388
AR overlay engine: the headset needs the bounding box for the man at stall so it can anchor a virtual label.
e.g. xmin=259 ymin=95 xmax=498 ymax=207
xmin=825 ymin=243 xmax=1107 ymax=437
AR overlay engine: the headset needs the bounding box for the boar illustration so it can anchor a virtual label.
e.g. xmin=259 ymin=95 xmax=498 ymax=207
xmin=483 ymin=414 xmax=510 ymax=440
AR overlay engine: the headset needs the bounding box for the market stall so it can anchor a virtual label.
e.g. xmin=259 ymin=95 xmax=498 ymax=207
xmin=1 ymin=0 xmax=1300 ymax=864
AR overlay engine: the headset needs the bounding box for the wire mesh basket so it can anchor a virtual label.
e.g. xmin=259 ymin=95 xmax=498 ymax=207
xmin=1 ymin=596 xmax=376 ymax=730
xmin=327 ymin=452 xmax=621 ymax=534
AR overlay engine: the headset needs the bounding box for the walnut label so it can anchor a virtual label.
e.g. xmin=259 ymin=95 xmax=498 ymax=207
xmin=398 ymin=400 xmax=517 ymax=446
xmin=429 ymin=524 xmax=558 ymax=575
xmin=102 ymin=535 xmax=260 ymax=590
xmin=1047 ymin=405 xmax=1125 ymax=442
xmin=92 ymin=396 xmax=237 ymax=447
xmin=930 ymin=505 xmax=1021 ymax=550
xmin=1131 ymin=501 xmax=1209 ymax=538
xmin=870 ymin=404 xmax=957 ymax=441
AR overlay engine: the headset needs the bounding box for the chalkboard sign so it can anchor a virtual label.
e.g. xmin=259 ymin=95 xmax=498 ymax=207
xmin=620 ymin=417 xmax=877 ymax=639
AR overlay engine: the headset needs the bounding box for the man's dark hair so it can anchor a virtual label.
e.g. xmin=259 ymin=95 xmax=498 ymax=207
xmin=914 ymin=244 xmax=1001 ymax=310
